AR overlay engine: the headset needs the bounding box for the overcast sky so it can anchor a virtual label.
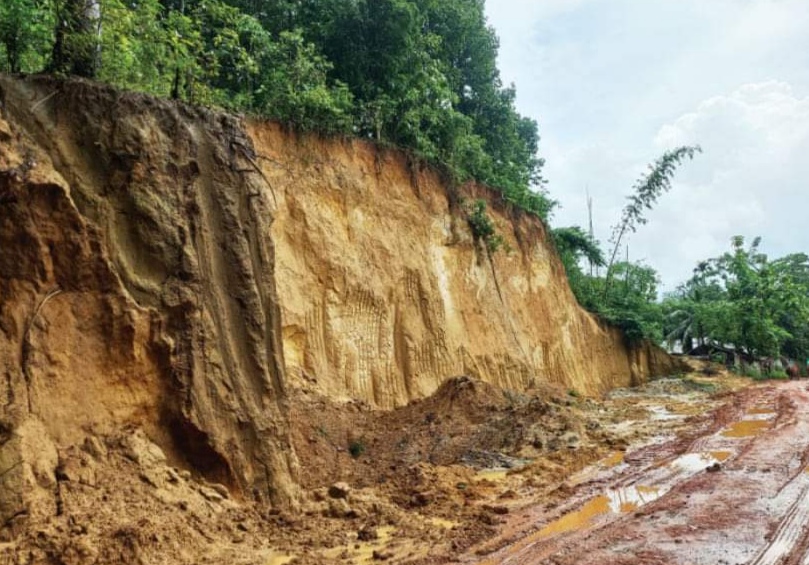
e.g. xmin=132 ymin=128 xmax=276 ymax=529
xmin=485 ymin=0 xmax=809 ymax=293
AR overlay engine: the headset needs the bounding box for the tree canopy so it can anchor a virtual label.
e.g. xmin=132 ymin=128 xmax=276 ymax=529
xmin=0 ymin=0 xmax=553 ymax=218
xmin=662 ymin=238 xmax=809 ymax=360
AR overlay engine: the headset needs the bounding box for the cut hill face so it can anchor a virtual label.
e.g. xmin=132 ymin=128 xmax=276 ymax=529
xmin=249 ymin=123 xmax=675 ymax=407
xmin=0 ymin=76 xmax=678 ymax=530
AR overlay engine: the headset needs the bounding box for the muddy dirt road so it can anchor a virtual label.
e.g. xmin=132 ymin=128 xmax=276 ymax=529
xmin=466 ymin=380 xmax=809 ymax=565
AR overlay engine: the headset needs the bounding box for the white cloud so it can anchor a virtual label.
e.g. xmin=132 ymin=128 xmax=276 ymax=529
xmin=626 ymin=81 xmax=809 ymax=290
xmin=485 ymin=0 xmax=809 ymax=290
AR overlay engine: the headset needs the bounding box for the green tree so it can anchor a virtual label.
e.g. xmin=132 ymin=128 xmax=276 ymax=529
xmin=50 ymin=0 xmax=101 ymax=77
xmin=662 ymin=238 xmax=809 ymax=360
xmin=604 ymin=146 xmax=701 ymax=297
xmin=662 ymin=263 xmax=725 ymax=353
xmin=598 ymin=261 xmax=664 ymax=343
xmin=552 ymin=226 xmax=605 ymax=271
xmin=97 ymin=0 xmax=169 ymax=94
xmin=0 ymin=0 xmax=53 ymax=73
xmin=253 ymin=30 xmax=354 ymax=133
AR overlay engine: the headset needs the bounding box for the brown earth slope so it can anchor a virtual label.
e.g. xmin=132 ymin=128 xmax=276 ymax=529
xmin=249 ymin=123 xmax=675 ymax=407
xmin=0 ymin=75 xmax=680 ymax=559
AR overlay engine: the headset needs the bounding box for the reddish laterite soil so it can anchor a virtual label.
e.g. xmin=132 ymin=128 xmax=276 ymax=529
xmin=465 ymin=380 xmax=809 ymax=565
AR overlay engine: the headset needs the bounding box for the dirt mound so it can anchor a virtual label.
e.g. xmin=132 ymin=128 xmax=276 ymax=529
xmin=289 ymin=376 xmax=581 ymax=488
xmin=418 ymin=376 xmax=510 ymax=418
xmin=0 ymin=427 xmax=308 ymax=565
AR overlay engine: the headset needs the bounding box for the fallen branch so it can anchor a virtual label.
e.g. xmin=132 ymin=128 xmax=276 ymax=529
xmin=30 ymin=90 xmax=58 ymax=113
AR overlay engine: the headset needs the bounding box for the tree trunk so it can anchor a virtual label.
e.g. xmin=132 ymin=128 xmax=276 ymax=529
xmin=49 ymin=0 xmax=100 ymax=77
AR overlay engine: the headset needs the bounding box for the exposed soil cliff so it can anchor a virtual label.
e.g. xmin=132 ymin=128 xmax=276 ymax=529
xmin=249 ymin=124 xmax=674 ymax=407
xmin=0 ymin=76 xmax=679 ymax=553
xmin=0 ymin=77 xmax=299 ymax=523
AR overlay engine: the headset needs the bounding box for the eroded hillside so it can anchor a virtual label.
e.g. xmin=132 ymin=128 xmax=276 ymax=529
xmin=0 ymin=76 xmax=680 ymax=561
xmin=249 ymin=124 xmax=675 ymax=408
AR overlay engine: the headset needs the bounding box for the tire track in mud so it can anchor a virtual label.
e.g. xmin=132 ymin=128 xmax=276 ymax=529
xmin=468 ymin=382 xmax=804 ymax=565
xmin=752 ymin=478 xmax=809 ymax=565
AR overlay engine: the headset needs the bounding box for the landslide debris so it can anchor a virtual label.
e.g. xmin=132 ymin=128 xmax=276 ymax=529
xmin=0 ymin=364 xmax=747 ymax=565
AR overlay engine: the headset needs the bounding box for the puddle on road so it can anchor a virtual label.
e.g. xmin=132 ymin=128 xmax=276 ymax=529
xmin=747 ymin=407 xmax=776 ymax=416
xmin=479 ymin=444 xmax=739 ymax=564
xmin=537 ymin=450 xmax=729 ymax=543
xmin=536 ymin=496 xmax=610 ymax=538
xmin=722 ymin=419 xmax=771 ymax=438
xmin=533 ymin=484 xmax=663 ymax=541
xmin=668 ymin=451 xmax=729 ymax=473
xmin=601 ymin=451 xmax=625 ymax=468
xmin=476 ymin=469 xmax=509 ymax=482
xmin=611 ymin=485 xmax=661 ymax=513
xmin=569 ymin=451 xmax=626 ymax=486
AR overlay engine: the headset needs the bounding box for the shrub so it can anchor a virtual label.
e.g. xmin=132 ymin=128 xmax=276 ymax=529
xmin=467 ymin=199 xmax=504 ymax=253
xmin=348 ymin=440 xmax=365 ymax=459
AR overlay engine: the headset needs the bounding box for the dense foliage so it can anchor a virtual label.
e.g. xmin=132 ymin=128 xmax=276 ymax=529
xmin=662 ymin=238 xmax=809 ymax=361
xmin=555 ymin=227 xmax=809 ymax=360
xmin=0 ymin=0 xmax=553 ymax=218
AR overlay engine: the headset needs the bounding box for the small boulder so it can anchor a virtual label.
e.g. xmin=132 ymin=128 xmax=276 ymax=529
xmin=328 ymin=482 xmax=351 ymax=499
xmin=121 ymin=430 xmax=166 ymax=469
xmin=357 ymin=526 xmax=378 ymax=541
xmin=411 ymin=490 xmax=435 ymax=507
xmin=199 ymin=486 xmax=225 ymax=503
xmin=326 ymin=497 xmax=352 ymax=518
xmin=210 ymin=483 xmax=230 ymax=499
xmin=483 ymin=504 xmax=509 ymax=515
xmin=166 ymin=468 xmax=182 ymax=484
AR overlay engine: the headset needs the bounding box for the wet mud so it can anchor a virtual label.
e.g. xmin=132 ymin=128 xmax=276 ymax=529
xmin=466 ymin=379 xmax=809 ymax=565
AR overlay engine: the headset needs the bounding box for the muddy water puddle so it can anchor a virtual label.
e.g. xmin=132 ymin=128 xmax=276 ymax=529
xmin=265 ymin=552 xmax=296 ymax=565
xmin=472 ymin=482 xmax=670 ymax=564
xmin=537 ymin=485 xmax=663 ymax=539
xmin=748 ymin=406 xmax=777 ymax=416
xmin=721 ymin=411 xmax=774 ymax=438
xmin=535 ymin=409 xmax=773 ymax=544
xmin=569 ymin=451 xmax=627 ymax=487
xmin=667 ymin=451 xmax=730 ymax=472
xmin=476 ymin=469 xmax=509 ymax=482
xmin=530 ymin=450 xmax=731 ymax=546
xmin=722 ymin=419 xmax=771 ymax=438
xmin=601 ymin=451 xmax=625 ymax=468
